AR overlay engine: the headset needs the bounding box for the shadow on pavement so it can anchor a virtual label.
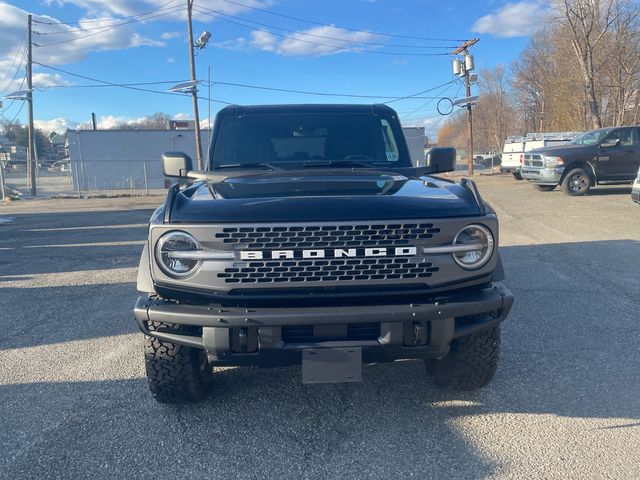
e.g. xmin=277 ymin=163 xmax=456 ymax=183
xmin=1 ymin=215 xmax=639 ymax=478
xmin=0 ymin=208 xmax=153 ymax=276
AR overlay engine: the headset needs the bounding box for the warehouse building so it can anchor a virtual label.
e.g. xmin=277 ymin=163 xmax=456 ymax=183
xmin=67 ymin=129 xmax=209 ymax=190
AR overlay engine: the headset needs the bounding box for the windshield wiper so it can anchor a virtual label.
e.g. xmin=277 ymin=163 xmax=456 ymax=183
xmin=303 ymin=160 xmax=376 ymax=169
xmin=216 ymin=162 xmax=283 ymax=171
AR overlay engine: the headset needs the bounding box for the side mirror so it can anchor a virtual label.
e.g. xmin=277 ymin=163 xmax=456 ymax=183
xmin=162 ymin=151 xmax=192 ymax=178
xmin=426 ymin=147 xmax=456 ymax=173
xmin=600 ymin=138 xmax=620 ymax=149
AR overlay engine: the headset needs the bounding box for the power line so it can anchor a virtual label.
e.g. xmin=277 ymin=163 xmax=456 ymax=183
xmin=33 ymin=0 xmax=179 ymax=26
xmin=196 ymin=5 xmax=455 ymax=49
xmin=1 ymin=77 xmax=27 ymax=114
xmin=421 ymin=84 xmax=464 ymax=136
xmin=383 ymin=79 xmax=457 ymax=104
xmin=194 ymin=7 xmax=449 ymax=56
xmin=34 ymin=5 xmax=182 ymax=35
xmin=208 ymin=80 xmax=454 ymax=99
xmin=38 ymin=75 xmax=458 ymax=101
xmin=32 ymin=62 xmax=234 ymax=105
xmin=401 ymin=81 xmax=460 ymax=119
xmin=36 ymin=6 xmax=183 ymax=47
xmin=213 ymin=0 xmax=467 ymax=42
xmin=39 ymin=80 xmax=191 ymax=89
xmin=0 ymin=30 xmax=27 ymax=91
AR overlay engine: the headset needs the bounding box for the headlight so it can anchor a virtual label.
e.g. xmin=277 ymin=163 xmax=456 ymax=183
xmin=544 ymin=156 xmax=564 ymax=168
xmin=452 ymin=224 xmax=494 ymax=270
xmin=155 ymin=231 xmax=202 ymax=277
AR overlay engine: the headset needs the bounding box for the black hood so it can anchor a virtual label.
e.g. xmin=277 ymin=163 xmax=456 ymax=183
xmin=529 ymin=143 xmax=596 ymax=157
xmin=168 ymin=169 xmax=482 ymax=223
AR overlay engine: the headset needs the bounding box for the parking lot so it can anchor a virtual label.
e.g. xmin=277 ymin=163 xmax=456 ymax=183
xmin=1 ymin=176 xmax=639 ymax=479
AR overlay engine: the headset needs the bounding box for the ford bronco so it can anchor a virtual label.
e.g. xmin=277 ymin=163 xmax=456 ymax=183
xmin=134 ymin=104 xmax=514 ymax=403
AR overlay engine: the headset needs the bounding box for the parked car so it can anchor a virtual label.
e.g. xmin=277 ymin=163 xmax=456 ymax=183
xmin=521 ymin=126 xmax=640 ymax=195
xmin=632 ymin=166 xmax=640 ymax=204
xmin=474 ymin=152 xmax=501 ymax=168
xmin=500 ymin=132 xmax=579 ymax=180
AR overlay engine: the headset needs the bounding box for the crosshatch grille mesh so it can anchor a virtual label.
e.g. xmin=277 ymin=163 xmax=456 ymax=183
xmin=217 ymin=257 xmax=440 ymax=284
xmin=214 ymin=223 xmax=441 ymax=250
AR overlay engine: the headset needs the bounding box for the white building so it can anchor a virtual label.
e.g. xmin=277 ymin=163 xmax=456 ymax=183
xmin=67 ymin=129 xmax=210 ymax=190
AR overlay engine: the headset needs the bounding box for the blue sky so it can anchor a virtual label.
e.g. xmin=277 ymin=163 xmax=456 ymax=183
xmin=0 ymin=1 xmax=547 ymax=136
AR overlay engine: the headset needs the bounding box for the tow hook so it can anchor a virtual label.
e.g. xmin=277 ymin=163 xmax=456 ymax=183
xmin=413 ymin=322 xmax=424 ymax=346
xmin=239 ymin=327 xmax=248 ymax=352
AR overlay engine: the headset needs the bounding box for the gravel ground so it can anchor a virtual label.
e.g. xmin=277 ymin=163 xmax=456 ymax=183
xmin=1 ymin=176 xmax=639 ymax=479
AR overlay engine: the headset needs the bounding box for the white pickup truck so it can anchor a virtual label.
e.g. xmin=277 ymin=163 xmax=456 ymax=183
xmin=501 ymin=132 xmax=580 ymax=179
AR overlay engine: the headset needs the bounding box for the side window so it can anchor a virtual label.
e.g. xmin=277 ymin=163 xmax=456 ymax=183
xmin=380 ymin=119 xmax=399 ymax=162
xmin=618 ymin=128 xmax=633 ymax=147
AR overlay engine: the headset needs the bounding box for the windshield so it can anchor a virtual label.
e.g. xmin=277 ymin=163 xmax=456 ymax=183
xmin=569 ymin=129 xmax=612 ymax=146
xmin=210 ymin=112 xmax=410 ymax=170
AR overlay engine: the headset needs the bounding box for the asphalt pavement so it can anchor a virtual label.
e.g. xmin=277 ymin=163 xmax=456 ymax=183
xmin=1 ymin=177 xmax=639 ymax=479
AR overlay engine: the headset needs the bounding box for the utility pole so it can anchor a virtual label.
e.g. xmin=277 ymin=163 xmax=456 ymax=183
xmin=26 ymin=14 xmax=36 ymax=196
xmin=186 ymin=0 xmax=203 ymax=170
xmin=451 ymin=39 xmax=478 ymax=177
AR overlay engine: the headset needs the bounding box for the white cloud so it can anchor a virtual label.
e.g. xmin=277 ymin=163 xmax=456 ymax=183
xmin=0 ymin=3 xmax=165 ymax=74
xmin=471 ymin=1 xmax=548 ymax=38
xmin=219 ymin=26 xmax=384 ymax=57
xmin=213 ymin=37 xmax=248 ymax=51
xmin=43 ymin=0 xmax=273 ymax=20
xmin=34 ymin=117 xmax=79 ymax=133
xmin=172 ymin=112 xmax=191 ymax=120
xmin=161 ymin=31 xmax=181 ymax=40
xmin=32 ymin=73 xmax=72 ymax=88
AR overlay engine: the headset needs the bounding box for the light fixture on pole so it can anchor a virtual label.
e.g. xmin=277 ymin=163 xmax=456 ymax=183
xmin=4 ymin=90 xmax=31 ymax=100
xmin=168 ymin=80 xmax=201 ymax=93
xmin=195 ymin=31 xmax=211 ymax=50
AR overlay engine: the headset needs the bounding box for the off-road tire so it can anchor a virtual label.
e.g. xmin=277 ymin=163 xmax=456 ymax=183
xmin=512 ymin=171 xmax=523 ymax=180
xmin=426 ymin=326 xmax=500 ymax=390
xmin=535 ymin=185 xmax=556 ymax=191
xmin=561 ymin=168 xmax=591 ymax=196
xmin=144 ymin=321 xmax=213 ymax=403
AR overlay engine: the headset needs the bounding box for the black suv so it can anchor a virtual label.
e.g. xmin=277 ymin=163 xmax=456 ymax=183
xmin=521 ymin=126 xmax=640 ymax=195
xmin=134 ymin=104 xmax=514 ymax=403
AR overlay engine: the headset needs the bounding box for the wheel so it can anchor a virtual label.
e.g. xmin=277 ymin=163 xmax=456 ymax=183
xmin=425 ymin=326 xmax=500 ymax=390
xmin=144 ymin=321 xmax=213 ymax=403
xmin=512 ymin=172 xmax=523 ymax=180
xmin=535 ymin=185 xmax=556 ymax=191
xmin=561 ymin=168 xmax=591 ymax=196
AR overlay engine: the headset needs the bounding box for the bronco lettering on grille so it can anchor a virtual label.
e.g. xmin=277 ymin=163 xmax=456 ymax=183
xmin=239 ymin=246 xmax=417 ymax=260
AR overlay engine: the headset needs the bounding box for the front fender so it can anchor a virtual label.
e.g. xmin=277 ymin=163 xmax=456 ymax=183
xmin=136 ymin=243 xmax=156 ymax=294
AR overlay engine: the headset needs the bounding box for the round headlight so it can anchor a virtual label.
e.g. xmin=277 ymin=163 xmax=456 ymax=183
xmin=452 ymin=224 xmax=494 ymax=269
xmin=155 ymin=231 xmax=201 ymax=277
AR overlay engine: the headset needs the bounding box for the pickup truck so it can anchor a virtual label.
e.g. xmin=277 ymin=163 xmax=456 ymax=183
xmin=134 ymin=104 xmax=513 ymax=403
xmin=521 ymin=126 xmax=640 ymax=195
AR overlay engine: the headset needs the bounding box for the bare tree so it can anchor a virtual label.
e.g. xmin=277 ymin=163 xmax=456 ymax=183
xmin=554 ymin=0 xmax=625 ymax=128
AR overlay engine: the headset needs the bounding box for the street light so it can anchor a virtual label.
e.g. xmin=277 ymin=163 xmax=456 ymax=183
xmin=168 ymin=80 xmax=201 ymax=93
xmin=4 ymin=90 xmax=31 ymax=100
xmin=195 ymin=31 xmax=211 ymax=49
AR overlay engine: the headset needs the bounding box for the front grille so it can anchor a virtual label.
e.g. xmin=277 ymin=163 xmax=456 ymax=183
xmin=218 ymin=257 xmax=439 ymax=284
xmin=214 ymin=223 xmax=440 ymax=250
xmin=524 ymin=154 xmax=543 ymax=167
xmin=281 ymin=323 xmax=380 ymax=343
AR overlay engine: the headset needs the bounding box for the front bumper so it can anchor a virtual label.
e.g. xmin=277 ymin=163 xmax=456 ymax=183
xmin=134 ymin=284 xmax=514 ymax=366
xmin=632 ymin=184 xmax=640 ymax=203
xmin=521 ymin=166 xmax=564 ymax=185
